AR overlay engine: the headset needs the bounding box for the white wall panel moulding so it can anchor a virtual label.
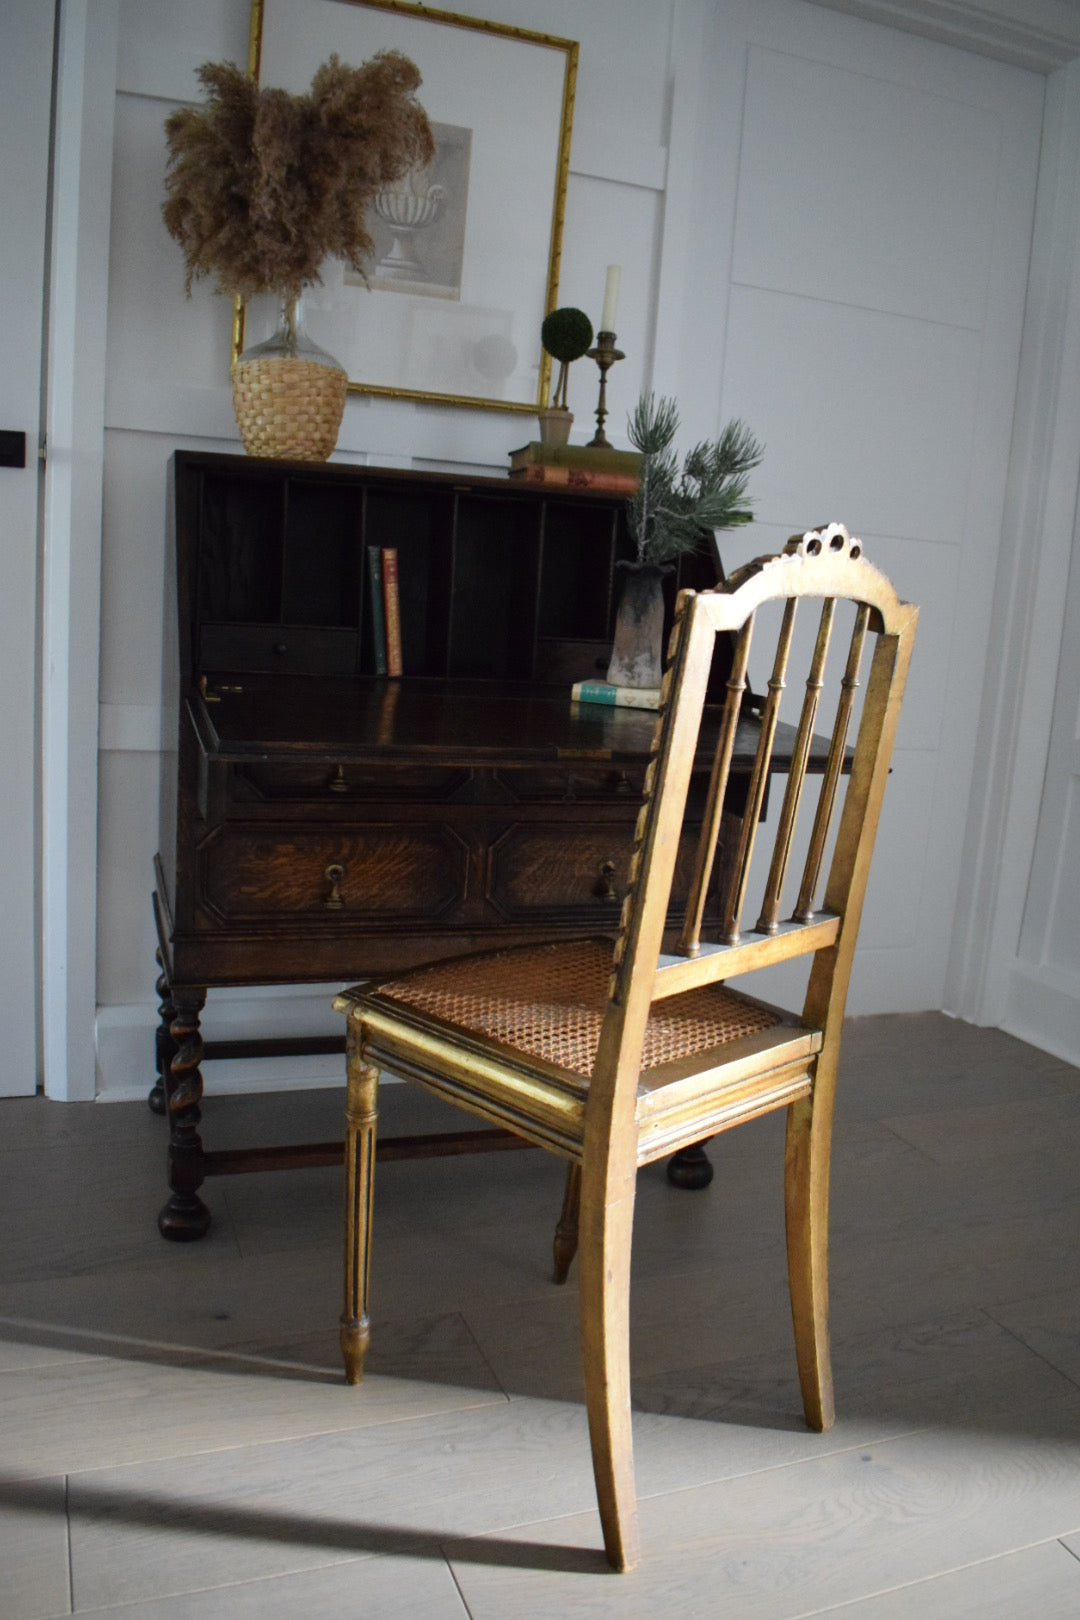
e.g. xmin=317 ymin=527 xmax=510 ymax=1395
xmin=569 ymin=117 xmax=668 ymax=190
xmin=104 ymin=378 xmax=239 ymax=440
xmin=808 ymin=0 xmax=1080 ymax=73
xmin=944 ymin=61 xmax=1080 ymax=1025
xmin=43 ymin=0 xmax=118 ymax=1101
xmin=98 ymin=704 xmax=162 ymax=753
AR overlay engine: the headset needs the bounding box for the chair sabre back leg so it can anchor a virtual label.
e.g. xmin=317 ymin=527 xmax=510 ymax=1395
xmin=553 ymin=1162 xmax=582 ymax=1284
xmin=578 ymin=1149 xmax=642 ymax=1571
xmin=784 ymin=1088 xmax=836 ymax=1432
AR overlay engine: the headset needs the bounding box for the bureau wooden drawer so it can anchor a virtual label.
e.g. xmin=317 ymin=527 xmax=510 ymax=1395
xmin=486 ymin=825 xmax=632 ymax=921
xmin=486 ymin=822 xmax=707 ymax=923
xmin=196 ymin=824 xmax=467 ymax=924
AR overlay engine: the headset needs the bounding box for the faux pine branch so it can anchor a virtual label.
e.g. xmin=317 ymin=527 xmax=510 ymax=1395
xmin=626 ymin=394 xmax=763 ymax=566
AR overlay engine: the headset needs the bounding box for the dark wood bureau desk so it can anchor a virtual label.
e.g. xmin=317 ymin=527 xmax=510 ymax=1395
xmin=151 ymin=452 xmax=809 ymax=1240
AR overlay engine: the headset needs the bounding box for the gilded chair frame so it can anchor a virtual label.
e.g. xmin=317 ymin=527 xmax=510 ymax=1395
xmin=335 ymin=524 xmax=918 ymax=1570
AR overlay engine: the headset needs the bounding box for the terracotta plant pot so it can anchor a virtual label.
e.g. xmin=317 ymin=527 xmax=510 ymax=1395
xmin=538 ymin=407 xmax=573 ymax=447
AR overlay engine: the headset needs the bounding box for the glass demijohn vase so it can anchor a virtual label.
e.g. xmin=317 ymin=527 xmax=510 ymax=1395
xmin=231 ymin=294 xmax=348 ymax=462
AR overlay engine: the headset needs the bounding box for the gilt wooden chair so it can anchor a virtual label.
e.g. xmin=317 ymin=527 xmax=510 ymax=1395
xmin=334 ymin=524 xmax=917 ymax=1571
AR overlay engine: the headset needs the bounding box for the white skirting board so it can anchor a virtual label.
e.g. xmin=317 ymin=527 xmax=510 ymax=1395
xmin=1002 ymin=964 xmax=1080 ymax=1069
xmin=95 ymin=983 xmax=353 ymax=1101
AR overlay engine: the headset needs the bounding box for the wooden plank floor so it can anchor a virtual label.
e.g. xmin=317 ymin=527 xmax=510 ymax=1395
xmin=2 ymin=1012 xmax=1079 ymax=1617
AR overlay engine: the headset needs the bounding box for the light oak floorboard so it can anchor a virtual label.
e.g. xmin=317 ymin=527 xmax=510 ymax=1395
xmin=1 ymin=1014 xmax=1078 ymax=1617
xmin=0 ymin=1244 xmax=342 ymax=1355
xmin=805 ymin=1538 xmax=1080 ymax=1618
xmin=53 ymin=1553 xmax=470 ymax=1619
xmin=229 ymin=1308 xmax=504 ymax=1393
xmin=450 ymin=1394 xmax=1080 ymax=1617
xmin=0 ymin=1478 xmax=69 ymax=1620
xmin=985 ymin=1284 xmax=1080 ymax=1389
xmin=62 ymin=1398 xmax=601 ymax=1609
xmin=0 ymin=1355 xmax=504 ymax=1479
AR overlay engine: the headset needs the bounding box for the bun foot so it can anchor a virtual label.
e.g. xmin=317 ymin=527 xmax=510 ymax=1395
xmin=157 ymin=1193 xmax=211 ymax=1241
xmin=147 ymin=1081 xmax=166 ymax=1116
xmin=666 ymin=1143 xmax=714 ymax=1189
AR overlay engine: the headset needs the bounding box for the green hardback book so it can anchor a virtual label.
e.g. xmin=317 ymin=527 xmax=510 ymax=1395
xmin=509 ymin=441 xmax=642 ymax=475
xmin=367 ymin=545 xmax=387 ymax=675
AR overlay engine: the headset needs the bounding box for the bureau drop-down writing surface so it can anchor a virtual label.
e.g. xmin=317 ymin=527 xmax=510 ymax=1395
xmin=152 ymin=452 xmax=808 ymax=1239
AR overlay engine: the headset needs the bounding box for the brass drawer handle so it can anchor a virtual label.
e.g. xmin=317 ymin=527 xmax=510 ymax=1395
xmin=198 ymin=676 xmax=243 ymax=703
xmin=593 ymin=858 xmax=617 ymax=901
xmin=324 ymin=862 xmax=346 ymax=909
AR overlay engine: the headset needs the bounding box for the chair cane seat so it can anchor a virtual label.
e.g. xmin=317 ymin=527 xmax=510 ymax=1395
xmin=373 ymin=938 xmax=783 ymax=1079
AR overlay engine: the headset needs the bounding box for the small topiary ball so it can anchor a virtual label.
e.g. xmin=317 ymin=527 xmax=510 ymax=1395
xmin=541 ymin=307 xmax=594 ymax=363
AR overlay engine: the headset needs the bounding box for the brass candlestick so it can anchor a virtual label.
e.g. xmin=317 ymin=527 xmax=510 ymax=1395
xmin=585 ymin=331 xmax=625 ymax=448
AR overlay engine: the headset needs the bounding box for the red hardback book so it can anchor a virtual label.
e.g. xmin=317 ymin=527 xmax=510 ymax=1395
xmin=509 ymin=464 xmax=638 ymax=493
xmin=381 ymin=547 xmax=403 ymax=677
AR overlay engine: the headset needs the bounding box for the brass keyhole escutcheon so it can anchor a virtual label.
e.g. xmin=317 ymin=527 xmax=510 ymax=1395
xmin=324 ymin=862 xmax=346 ymax=909
xmin=594 ymin=858 xmax=617 ymax=901
xmin=329 ymin=765 xmax=348 ymax=794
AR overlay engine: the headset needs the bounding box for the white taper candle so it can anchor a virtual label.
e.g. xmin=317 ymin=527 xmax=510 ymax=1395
xmin=600 ymin=264 xmax=621 ymax=332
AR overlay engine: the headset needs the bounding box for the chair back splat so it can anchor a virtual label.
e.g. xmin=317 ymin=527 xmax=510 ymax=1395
xmin=334 ymin=522 xmax=918 ymax=1572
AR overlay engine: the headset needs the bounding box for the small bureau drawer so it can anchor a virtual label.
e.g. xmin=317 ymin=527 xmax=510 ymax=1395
xmin=493 ymin=766 xmax=645 ymax=803
xmin=199 ymin=624 xmax=359 ymax=676
xmin=229 ymin=762 xmax=471 ymax=805
xmin=196 ymin=824 xmax=467 ymax=924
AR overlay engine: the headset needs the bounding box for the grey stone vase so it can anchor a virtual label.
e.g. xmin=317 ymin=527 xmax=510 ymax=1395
xmin=606 ymin=563 xmax=667 ymax=688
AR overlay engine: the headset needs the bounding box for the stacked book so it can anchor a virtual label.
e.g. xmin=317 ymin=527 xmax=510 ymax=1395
xmin=508 ymin=441 xmax=641 ymax=493
xmin=570 ymin=680 xmax=661 ymax=711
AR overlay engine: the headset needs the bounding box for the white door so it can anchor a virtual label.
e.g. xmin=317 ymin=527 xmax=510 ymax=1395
xmin=706 ymin=2 xmax=1044 ymax=1015
xmin=1010 ymin=524 xmax=1080 ymax=1060
xmin=0 ymin=1 xmax=55 ymax=1094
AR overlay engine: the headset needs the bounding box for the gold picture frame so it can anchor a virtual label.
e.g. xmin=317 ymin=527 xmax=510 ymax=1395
xmin=237 ymin=0 xmax=578 ymax=413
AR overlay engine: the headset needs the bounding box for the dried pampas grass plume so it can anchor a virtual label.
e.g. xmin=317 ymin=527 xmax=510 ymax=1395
xmin=163 ymin=52 xmax=434 ymax=303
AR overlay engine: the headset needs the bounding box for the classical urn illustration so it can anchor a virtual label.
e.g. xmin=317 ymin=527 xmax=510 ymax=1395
xmin=373 ymin=167 xmax=446 ymax=279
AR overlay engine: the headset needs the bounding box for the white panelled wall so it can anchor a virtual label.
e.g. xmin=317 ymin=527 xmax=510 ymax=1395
xmin=26 ymin=0 xmax=1080 ymax=1099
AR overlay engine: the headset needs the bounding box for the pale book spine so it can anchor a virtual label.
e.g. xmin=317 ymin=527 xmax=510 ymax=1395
xmin=381 ymin=548 xmax=403 ymax=677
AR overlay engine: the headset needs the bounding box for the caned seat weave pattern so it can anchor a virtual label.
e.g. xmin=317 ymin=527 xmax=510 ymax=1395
xmin=378 ymin=938 xmax=781 ymax=1077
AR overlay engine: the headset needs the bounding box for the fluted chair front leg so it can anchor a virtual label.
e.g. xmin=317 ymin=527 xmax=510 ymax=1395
xmin=341 ymin=1031 xmax=380 ymax=1386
